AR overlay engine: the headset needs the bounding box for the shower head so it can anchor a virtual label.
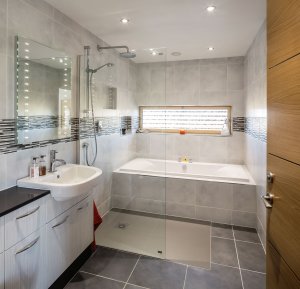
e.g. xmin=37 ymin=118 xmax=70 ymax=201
xmin=88 ymin=62 xmax=114 ymax=73
xmin=120 ymin=51 xmax=136 ymax=59
xmin=97 ymin=45 xmax=136 ymax=59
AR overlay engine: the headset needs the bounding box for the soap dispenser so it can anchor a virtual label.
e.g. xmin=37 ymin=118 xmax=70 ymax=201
xmin=30 ymin=157 xmax=39 ymax=179
xmin=39 ymin=155 xmax=47 ymax=176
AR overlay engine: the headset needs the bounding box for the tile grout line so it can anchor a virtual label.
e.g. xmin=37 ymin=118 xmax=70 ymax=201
xmin=123 ymin=255 xmax=141 ymax=289
xmin=210 ymin=262 xmax=266 ymax=274
xmin=79 ymin=270 xmax=126 ymax=284
xmin=212 ymin=235 xmax=261 ymax=244
xmin=182 ymin=265 xmax=188 ymax=289
xmin=232 ymin=227 xmax=245 ymax=289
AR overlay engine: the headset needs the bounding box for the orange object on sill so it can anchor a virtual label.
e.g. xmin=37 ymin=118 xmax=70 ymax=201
xmin=179 ymin=129 xmax=186 ymax=135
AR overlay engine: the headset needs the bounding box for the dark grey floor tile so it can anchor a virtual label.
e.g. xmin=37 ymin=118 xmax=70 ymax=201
xmin=242 ymin=270 xmax=266 ymax=289
xmin=81 ymin=246 xmax=140 ymax=282
xmin=129 ymin=256 xmax=186 ymax=289
xmin=233 ymin=226 xmax=260 ymax=243
xmin=236 ymin=241 xmax=266 ymax=273
xmin=211 ymin=237 xmax=238 ymax=267
xmin=212 ymin=223 xmax=234 ymax=239
xmin=125 ymin=284 xmax=150 ymax=289
xmin=65 ymin=272 xmax=125 ymax=289
xmin=185 ymin=263 xmax=243 ymax=289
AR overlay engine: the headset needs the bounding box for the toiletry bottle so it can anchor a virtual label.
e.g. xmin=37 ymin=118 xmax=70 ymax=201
xmin=39 ymin=155 xmax=47 ymax=176
xmin=30 ymin=157 xmax=39 ymax=179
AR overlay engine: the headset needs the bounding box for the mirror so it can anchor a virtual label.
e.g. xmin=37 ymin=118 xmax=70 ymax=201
xmin=15 ymin=36 xmax=72 ymax=144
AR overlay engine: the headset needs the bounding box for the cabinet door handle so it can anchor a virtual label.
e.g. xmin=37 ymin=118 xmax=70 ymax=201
xmin=77 ymin=203 xmax=88 ymax=211
xmin=16 ymin=206 xmax=40 ymax=220
xmin=15 ymin=237 xmax=39 ymax=255
xmin=52 ymin=216 xmax=69 ymax=229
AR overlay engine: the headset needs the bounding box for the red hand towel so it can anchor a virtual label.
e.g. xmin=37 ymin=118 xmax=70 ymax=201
xmin=92 ymin=201 xmax=102 ymax=251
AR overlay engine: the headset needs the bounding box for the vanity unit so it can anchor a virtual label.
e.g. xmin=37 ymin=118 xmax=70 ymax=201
xmin=0 ymin=187 xmax=93 ymax=289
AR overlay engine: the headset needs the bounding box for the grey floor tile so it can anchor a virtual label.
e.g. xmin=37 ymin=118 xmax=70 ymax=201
xmin=233 ymin=226 xmax=260 ymax=243
xmin=129 ymin=256 xmax=186 ymax=289
xmin=212 ymin=223 xmax=234 ymax=239
xmin=242 ymin=270 xmax=266 ymax=289
xmin=185 ymin=263 xmax=243 ymax=289
xmin=211 ymin=237 xmax=238 ymax=267
xmin=236 ymin=241 xmax=266 ymax=273
xmin=65 ymin=272 xmax=125 ymax=289
xmin=125 ymin=285 xmax=150 ymax=289
xmin=81 ymin=246 xmax=140 ymax=282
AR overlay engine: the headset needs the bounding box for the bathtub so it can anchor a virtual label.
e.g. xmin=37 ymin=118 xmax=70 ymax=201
xmin=114 ymin=158 xmax=255 ymax=185
xmin=112 ymin=158 xmax=257 ymax=228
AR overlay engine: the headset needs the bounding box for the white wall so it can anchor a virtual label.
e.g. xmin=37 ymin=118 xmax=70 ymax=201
xmin=244 ymin=22 xmax=267 ymax=249
xmin=135 ymin=57 xmax=245 ymax=164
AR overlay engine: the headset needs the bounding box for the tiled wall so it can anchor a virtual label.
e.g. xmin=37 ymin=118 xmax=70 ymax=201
xmin=135 ymin=57 xmax=246 ymax=164
xmin=0 ymin=0 xmax=138 ymax=216
xmin=244 ymin=22 xmax=267 ymax=249
xmin=112 ymin=173 xmax=257 ymax=228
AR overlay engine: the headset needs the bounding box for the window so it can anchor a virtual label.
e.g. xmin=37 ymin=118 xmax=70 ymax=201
xmin=139 ymin=106 xmax=231 ymax=135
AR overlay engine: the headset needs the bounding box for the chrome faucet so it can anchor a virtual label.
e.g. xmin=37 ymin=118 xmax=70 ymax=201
xmin=49 ymin=150 xmax=66 ymax=172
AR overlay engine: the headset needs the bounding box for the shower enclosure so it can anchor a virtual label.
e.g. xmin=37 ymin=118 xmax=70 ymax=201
xmin=78 ymin=46 xmax=212 ymax=269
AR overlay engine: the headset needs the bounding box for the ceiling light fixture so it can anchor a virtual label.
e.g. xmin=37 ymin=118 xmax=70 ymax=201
xmin=207 ymin=6 xmax=216 ymax=12
xmin=120 ymin=18 xmax=129 ymax=24
xmin=151 ymin=51 xmax=157 ymax=56
xmin=171 ymin=52 xmax=181 ymax=57
xmin=208 ymin=47 xmax=214 ymax=51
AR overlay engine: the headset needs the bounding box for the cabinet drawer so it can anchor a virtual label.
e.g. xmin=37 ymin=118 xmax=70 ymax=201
xmin=5 ymin=197 xmax=46 ymax=250
xmin=5 ymin=228 xmax=46 ymax=289
xmin=0 ymin=252 xmax=3 ymax=289
xmin=46 ymin=196 xmax=93 ymax=287
xmin=0 ymin=217 xmax=3 ymax=253
xmin=46 ymin=192 xmax=90 ymax=222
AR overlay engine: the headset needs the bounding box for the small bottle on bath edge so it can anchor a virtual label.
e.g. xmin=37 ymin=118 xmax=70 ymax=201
xmin=30 ymin=157 xmax=39 ymax=179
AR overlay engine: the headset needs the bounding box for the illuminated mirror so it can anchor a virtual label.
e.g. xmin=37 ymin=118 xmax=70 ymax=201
xmin=15 ymin=36 xmax=72 ymax=144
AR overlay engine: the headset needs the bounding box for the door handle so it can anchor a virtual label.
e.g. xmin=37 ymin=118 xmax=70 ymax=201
xmin=16 ymin=206 xmax=40 ymax=220
xmin=52 ymin=216 xmax=69 ymax=228
xmin=262 ymin=193 xmax=274 ymax=208
xmin=15 ymin=237 xmax=39 ymax=255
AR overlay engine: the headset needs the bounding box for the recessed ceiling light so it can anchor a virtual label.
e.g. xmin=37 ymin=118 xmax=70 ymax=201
xmin=207 ymin=6 xmax=216 ymax=12
xmin=171 ymin=52 xmax=181 ymax=57
xmin=25 ymin=42 xmax=30 ymax=46
xmin=208 ymin=47 xmax=214 ymax=51
xmin=120 ymin=18 xmax=129 ymax=24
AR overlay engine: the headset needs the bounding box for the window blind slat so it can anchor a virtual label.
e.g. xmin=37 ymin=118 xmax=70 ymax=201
xmin=141 ymin=107 xmax=230 ymax=132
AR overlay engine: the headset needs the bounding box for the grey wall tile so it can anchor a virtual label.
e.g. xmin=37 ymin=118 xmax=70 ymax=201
xmin=233 ymin=184 xmax=257 ymax=212
xmin=232 ymin=211 xmax=256 ymax=228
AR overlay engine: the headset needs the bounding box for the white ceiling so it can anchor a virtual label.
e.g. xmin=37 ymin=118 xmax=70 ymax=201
xmin=46 ymin=0 xmax=266 ymax=63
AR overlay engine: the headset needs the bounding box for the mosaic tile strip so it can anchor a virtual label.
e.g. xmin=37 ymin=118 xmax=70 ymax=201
xmin=232 ymin=117 xmax=245 ymax=132
xmin=245 ymin=117 xmax=267 ymax=142
xmin=17 ymin=116 xmax=61 ymax=130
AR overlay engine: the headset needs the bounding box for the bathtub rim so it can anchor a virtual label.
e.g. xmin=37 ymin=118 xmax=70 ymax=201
xmin=114 ymin=158 xmax=256 ymax=186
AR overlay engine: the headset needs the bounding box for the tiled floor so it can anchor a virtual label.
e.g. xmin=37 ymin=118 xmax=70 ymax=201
xmin=66 ymin=222 xmax=266 ymax=289
xmin=96 ymin=211 xmax=211 ymax=268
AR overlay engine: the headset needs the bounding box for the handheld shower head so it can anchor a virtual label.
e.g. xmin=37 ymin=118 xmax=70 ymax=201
xmin=97 ymin=45 xmax=136 ymax=59
xmin=88 ymin=62 xmax=114 ymax=73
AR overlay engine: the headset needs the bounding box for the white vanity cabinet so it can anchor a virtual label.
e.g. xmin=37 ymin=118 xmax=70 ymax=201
xmin=0 ymin=217 xmax=4 ymax=253
xmin=5 ymin=197 xmax=46 ymax=250
xmin=4 ymin=228 xmax=46 ymax=289
xmin=0 ymin=252 xmax=4 ymax=289
xmin=46 ymin=195 xmax=93 ymax=287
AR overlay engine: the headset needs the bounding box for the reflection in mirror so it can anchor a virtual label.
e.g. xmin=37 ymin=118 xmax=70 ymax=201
xmin=15 ymin=36 xmax=72 ymax=144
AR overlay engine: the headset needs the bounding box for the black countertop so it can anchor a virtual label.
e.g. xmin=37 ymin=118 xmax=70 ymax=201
xmin=0 ymin=186 xmax=50 ymax=217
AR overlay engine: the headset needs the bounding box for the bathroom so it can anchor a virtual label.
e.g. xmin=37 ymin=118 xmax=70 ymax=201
xmin=0 ymin=0 xmax=299 ymax=288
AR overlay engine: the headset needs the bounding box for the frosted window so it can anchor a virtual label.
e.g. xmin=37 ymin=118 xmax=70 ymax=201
xmin=140 ymin=106 xmax=231 ymax=134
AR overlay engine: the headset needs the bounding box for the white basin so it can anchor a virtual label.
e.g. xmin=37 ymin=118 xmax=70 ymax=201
xmin=17 ymin=164 xmax=102 ymax=201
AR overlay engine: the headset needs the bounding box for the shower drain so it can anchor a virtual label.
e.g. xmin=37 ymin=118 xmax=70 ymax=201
xmin=118 ymin=223 xmax=126 ymax=229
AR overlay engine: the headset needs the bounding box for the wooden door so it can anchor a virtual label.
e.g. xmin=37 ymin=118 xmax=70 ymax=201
xmin=267 ymin=0 xmax=300 ymax=288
